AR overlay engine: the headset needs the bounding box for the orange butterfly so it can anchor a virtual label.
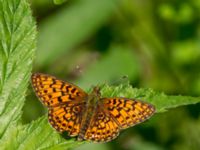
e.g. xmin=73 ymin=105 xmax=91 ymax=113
xmin=31 ymin=73 xmax=155 ymax=142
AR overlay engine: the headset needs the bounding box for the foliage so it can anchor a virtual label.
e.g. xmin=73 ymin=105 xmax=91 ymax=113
xmin=0 ymin=0 xmax=36 ymax=139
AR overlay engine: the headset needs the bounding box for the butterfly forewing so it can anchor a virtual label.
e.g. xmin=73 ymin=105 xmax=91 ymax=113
xmin=31 ymin=73 xmax=87 ymax=107
xmin=103 ymin=98 xmax=155 ymax=129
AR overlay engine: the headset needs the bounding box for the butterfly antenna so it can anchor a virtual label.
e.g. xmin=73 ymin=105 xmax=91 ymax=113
xmin=109 ymin=75 xmax=129 ymax=86
xmin=94 ymin=75 xmax=129 ymax=91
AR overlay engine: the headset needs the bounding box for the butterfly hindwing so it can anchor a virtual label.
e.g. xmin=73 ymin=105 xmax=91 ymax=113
xmin=84 ymin=107 xmax=120 ymax=142
xmin=48 ymin=103 xmax=84 ymax=136
xmin=31 ymin=73 xmax=87 ymax=107
xmin=103 ymin=98 xmax=155 ymax=129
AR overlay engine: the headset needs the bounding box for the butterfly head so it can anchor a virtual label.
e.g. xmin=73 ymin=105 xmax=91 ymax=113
xmin=86 ymin=86 xmax=101 ymax=106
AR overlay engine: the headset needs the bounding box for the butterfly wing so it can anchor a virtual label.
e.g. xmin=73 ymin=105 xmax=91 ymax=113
xmin=48 ymin=103 xmax=84 ymax=135
xmin=103 ymin=98 xmax=155 ymax=129
xmin=84 ymin=107 xmax=120 ymax=142
xmin=31 ymin=73 xmax=87 ymax=107
xmin=31 ymin=73 xmax=87 ymax=136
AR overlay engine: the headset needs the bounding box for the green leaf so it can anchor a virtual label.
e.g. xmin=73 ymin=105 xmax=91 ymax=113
xmin=0 ymin=0 xmax=36 ymax=139
xmin=75 ymin=138 xmax=165 ymax=150
xmin=37 ymin=0 xmax=117 ymax=67
xmin=1 ymin=117 xmax=84 ymax=150
xmin=2 ymin=82 xmax=200 ymax=149
xmin=100 ymin=84 xmax=200 ymax=113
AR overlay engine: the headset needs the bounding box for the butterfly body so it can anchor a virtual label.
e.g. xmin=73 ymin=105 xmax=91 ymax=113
xmin=31 ymin=73 xmax=155 ymax=143
xmin=78 ymin=87 xmax=101 ymax=141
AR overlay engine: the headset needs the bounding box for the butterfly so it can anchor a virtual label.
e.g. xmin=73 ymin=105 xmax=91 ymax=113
xmin=31 ymin=73 xmax=155 ymax=143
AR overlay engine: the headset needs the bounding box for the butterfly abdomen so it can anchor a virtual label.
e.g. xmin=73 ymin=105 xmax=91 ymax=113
xmin=78 ymin=91 xmax=100 ymax=141
xmin=77 ymin=106 xmax=95 ymax=141
xmin=77 ymin=114 xmax=91 ymax=141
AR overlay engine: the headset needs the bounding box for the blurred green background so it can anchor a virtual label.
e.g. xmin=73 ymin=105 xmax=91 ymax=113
xmin=23 ymin=0 xmax=200 ymax=149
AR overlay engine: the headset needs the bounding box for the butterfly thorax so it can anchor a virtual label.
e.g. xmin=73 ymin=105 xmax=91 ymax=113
xmin=78 ymin=87 xmax=101 ymax=140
